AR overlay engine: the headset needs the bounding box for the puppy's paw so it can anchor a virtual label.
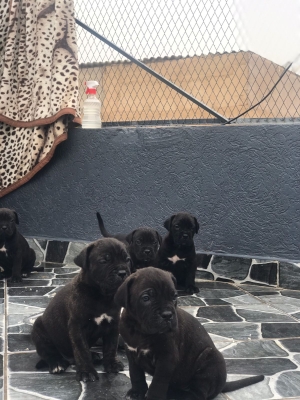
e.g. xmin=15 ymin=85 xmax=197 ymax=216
xmin=104 ymin=358 xmax=124 ymax=373
xmin=185 ymin=285 xmax=199 ymax=294
xmin=126 ymin=388 xmax=146 ymax=400
xmin=76 ymin=367 xmax=99 ymax=382
xmin=22 ymin=272 xmax=30 ymax=278
xmin=49 ymin=359 xmax=69 ymax=374
xmin=10 ymin=275 xmax=23 ymax=283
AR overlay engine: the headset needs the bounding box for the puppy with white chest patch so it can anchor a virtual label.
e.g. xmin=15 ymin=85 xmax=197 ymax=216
xmin=155 ymin=212 xmax=199 ymax=294
xmin=96 ymin=211 xmax=162 ymax=272
xmin=0 ymin=208 xmax=39 ymax=282
xmin=31 ymin=238 xmax=131 ymax=382
xmin=115 ymin=267 xmax=264 ymax=400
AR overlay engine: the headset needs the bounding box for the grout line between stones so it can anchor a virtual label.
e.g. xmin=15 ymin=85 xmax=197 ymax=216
xmin=236 ymin=284 xmax=300 ymax=323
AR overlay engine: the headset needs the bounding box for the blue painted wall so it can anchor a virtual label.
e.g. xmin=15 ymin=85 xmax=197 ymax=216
xmin=1 ymin=124 xmax=300 ymax=261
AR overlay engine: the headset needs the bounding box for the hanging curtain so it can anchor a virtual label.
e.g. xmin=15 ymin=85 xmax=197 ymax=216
xmin=0 ymin=0 xmax=80 ymax=198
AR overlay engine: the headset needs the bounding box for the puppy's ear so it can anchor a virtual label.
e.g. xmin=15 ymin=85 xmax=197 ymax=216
xmin=163 ymin=215 xmax=175 ymax=231
xmin=74 ymin=243 xmax=94 ymax=269
xmin=126 ymin=230 xmax=136 ymax=244
xmin=194 ymin=217 xmax=200 ymax=234
xmin=170 ymin=273 xmax=177 ymax=288
xmin=156 ymin=231 xmax=162 ymax=245
xmin=114 ymin=275 xmax=135 ymax=309
xmin=13 ymin=211 xmax=19 ymax=225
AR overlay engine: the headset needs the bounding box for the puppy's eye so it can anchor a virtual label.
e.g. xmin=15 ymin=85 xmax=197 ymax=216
xmin=174 ymin=225 xmax=179 ymax=230
xmin=153 ymin=240 xmax=157 ymax=245
xmin=173 ymin=293 xmax=178 ymax=302
xmin=104 ymin=254 xmax=111 ymax=262
xmin=142 ymin=295 xmax=150 ymax=302
xmin=135 ymin=240 xmax=142 ymax=245
xmin=126 ymin=257 xmax=131 ymax=263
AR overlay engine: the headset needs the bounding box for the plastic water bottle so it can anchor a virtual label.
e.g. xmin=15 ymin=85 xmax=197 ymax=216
xmin=82 ymin=81 xmax=102 ymax=129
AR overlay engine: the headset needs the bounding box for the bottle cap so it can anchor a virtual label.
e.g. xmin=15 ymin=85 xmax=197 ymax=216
xmin=85 ymin=81 xmax=99 ymax=95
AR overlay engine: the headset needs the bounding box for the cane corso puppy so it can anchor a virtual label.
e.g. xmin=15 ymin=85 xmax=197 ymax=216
xmin=0 ymin=208 xmax=39 ymax=282
xmin=96 ymin=211 xmax=162 ymax=272
xmin=31 ymin=238 xmax=131 ymax=382
xmin=115 ymin=267 xmax=264 ymax=400
xmin=155 ymin=212 xmax=199 ymax=294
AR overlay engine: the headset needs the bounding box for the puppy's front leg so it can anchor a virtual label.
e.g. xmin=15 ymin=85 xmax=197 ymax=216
xmin=102 ymin=327 xmax=124 ymax=373
xmin=126 ymin=350 xmax=148 ymax=400
xmin=11 ymin=254 xmax=23 ymax=282
xmin=68 ymin=318 xmax=99 ymax=382
xmin=185 ymin=262 xmax=199 ymax=294
xmin=146 ymin=357 xmax=175 ymax=400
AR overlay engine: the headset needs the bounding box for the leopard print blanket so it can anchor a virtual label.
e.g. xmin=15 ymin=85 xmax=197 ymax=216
xmin=0 ymin=0 xmax=80 ymax=197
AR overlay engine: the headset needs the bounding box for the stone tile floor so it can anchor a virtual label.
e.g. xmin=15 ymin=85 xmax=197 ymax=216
xmin=2 ymin=262 xmax=300 ymax=399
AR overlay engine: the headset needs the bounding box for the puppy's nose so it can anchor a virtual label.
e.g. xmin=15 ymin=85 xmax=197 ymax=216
xmin=144 ymin=249 xmax=151 ymax=255
xmin=161 ymin=311 xmax=173 ymax=321
xmin=118 ymin=270 xmax=128 ymax=279
xmin=2 ymin=226 xmax=7 ymax=231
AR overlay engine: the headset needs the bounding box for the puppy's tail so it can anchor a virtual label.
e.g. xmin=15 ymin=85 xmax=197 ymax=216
xmin=222 ymin=375 xmax=264 ymax=392
xmin=36 ymin=359 xmax=48 ymax=369
xmin=96 ymin=212 xmax=111 ymax=237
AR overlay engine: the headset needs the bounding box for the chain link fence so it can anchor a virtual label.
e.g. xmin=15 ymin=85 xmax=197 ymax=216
xmin=74 ymin=0 xmax=300 ymax=126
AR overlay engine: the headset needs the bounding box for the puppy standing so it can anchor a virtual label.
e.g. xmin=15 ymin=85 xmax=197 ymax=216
xmin=32 ymin=238 xmax=131 ymax=382
xmin=115 ymin=268 xmax=264 ymax=400
xmin=155 ymin=212 xmax=199 ymax=294
xmin=96 ymin=211 xmax=162 ymax=272
xmin=0 ymin=208 xmax=37 ymax=282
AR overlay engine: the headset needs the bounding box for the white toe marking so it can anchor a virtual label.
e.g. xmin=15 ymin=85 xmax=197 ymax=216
xmin=0 ymin=267 xmax=4 ymax=272
xmin=94 ymin=313 xmax=113 ymax=325
xmin=140 ymin=348 xmax=150 ymax=355
xmin=168 ymin=255 xmax=186 ymax=264
xmin=125 ymin=343 xmax=150 ymax=355
xmin=126 ymin=344 xmax=137 ymax=352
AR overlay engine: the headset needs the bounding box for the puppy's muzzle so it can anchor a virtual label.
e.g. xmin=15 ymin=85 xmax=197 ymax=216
xmin=140 ymin=248 xmax=155 ymax=262
xmin=177 ymin=232 xmax=192 ymax=245
xmin=158 ymin=310 xmax=177 ymax=333
xmin=161 ymin=311 xmax=173 ymax=321
xmin=117 ymin=270 xmax=128 ymax=280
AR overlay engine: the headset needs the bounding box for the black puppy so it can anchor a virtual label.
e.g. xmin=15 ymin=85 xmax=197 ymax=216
xmin=0 ymin=208 xmax=39 ymax=282
xmin=96 ymin=211 xmax=162 ymax=272
xmin=31 ymin=238 xmax=131 ymax=382
xmin=115 ymin=267 xmax=264 ymax=400
xmin=155 ymin=212 xmax=199 ymax=294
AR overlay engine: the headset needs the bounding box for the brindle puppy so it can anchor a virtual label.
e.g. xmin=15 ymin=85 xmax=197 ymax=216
xmin=32 ymin=238 xmax=131 ymax=382
xmin=155 ymin=212 xmax=199 ymax=294
xmin=115 ymin=267 xmax=264 ymax=400
xmin=0 ymin=208 xmax=38 ymax=282
xmin=96 ymin=211 xmax=162 ymax=272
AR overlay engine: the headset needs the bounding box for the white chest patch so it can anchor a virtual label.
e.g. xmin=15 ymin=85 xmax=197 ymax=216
xmin=0 ymin=246 xmax=7 ymax=256
xmin=94 ymin=313 xmax=113 ymax=325
xmin=167 ymin=255 xmax=186 ymax=264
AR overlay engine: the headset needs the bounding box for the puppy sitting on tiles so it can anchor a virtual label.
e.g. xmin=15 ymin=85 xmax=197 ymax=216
xmin=31 ymin=238 xmax=131 ymax=382
xmin=155 ymin=212 xmax=199 ymax=294
xmin=0 ymin=208 xmax=39 ymax=282
xmin=115 ymin=267 xmax=264 ymax=400
xmin=96 ymin=211 xmax=162 ymax=272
